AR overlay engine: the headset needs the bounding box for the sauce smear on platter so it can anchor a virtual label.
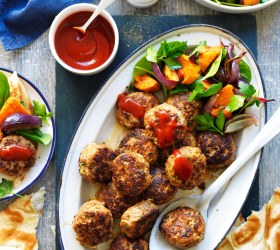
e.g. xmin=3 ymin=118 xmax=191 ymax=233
xmin=54 ymin=11 xmax=115 ymax=70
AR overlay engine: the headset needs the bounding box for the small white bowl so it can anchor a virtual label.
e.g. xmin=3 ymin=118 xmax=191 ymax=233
xmin=195 ymin=0 xmax=278 ymax=13
xmin=49 ymin=3 xmax=119 ymax=75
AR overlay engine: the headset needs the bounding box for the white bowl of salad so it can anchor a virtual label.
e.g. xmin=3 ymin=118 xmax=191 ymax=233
xmin=195 ymin=0 xmax=278 ymax=13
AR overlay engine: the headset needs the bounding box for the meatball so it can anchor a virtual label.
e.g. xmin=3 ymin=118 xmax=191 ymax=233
xmin=72 ymin=200 xmax=114 ymax=248
xmin=120 ymin=200 xmax=159 ymax=239
xmin=112 ymin=152 xmax=151 ymax=196
xmin=116 ymin=92 xmax=160 ymax=129
xmin=98 ymin=182 xmax=138 ymax=218
xmin=159 ymin=206 xmax=205 ymax=249
xmin=165 ymin=146 xmax=206 ymax=190
xmin=109 ymin=234 xmax=148 ymax=250
xmin=118 ymin=128 xmax=159 ymax=164
xmin=196 ymin=131 xmax=236 ymax=170
xmin=142 ymin=168 xmax=177 ymax=205
xmin=166 ymin=92 xmax=202 ymax=129
xmin=0 ymin=135 xmax=37 ymax=177
xmin=79 ymin=143 xmax=116 ymax=184
xmin=159 ymin=129 xmax=197 ymax=164
xmin=144 ymin=103 xmax=186 ymax=148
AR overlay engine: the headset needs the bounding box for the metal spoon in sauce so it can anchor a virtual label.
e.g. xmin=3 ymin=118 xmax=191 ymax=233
xmin=150 ymin=105 xmax=280 ymax=250
xmin=73 ymin=0 xmax=115 ymax=34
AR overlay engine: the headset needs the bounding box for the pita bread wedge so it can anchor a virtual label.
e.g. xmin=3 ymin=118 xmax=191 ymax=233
xmin=0 ymin=187 xmax=46 ymax=250
xmin=265 ymin=187 xmax=280 ymax=250
xmin=8 ymin=71 xmax=33 ymax=114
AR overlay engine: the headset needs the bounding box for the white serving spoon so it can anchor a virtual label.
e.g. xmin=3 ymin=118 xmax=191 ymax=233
xmin=150 ymin=105 xmax=280 ymax=250
xmin=73 ymin=0 xmax=115 ymax=34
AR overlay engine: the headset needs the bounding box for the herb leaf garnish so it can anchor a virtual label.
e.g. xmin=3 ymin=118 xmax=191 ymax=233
xmin=0 ymin=72 xmax=10 ymax=109
xmin=0 ymin=179 xmax=13 ymax=198
xmin=33 ymin=100 xmax=53 ymax=125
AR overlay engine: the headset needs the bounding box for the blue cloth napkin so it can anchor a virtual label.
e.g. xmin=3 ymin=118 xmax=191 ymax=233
xmin=0 ymin=0 xmax=92 ymax=51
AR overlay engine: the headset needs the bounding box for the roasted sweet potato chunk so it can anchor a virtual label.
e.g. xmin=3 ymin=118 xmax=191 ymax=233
xmin=241 ymin=0 xmax=260 ymax=5
xmin=198 ymin=46 xmax=222 ymax=72
xmin=134 ymin=75 xmax=160 ymax=93
xmin=213 ymin=84 xmax=234 ymax=108
xmin=177 ymin=55 xmax=201 ymax=85
xmin=163 ymin=65 xmax=179 ymax=82
xmin=211 ymin=107 xmax=232 ymax=119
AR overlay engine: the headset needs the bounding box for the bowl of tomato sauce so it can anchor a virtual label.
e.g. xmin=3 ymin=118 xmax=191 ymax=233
xmin=49 ymin=3 xmax=119 ymax=75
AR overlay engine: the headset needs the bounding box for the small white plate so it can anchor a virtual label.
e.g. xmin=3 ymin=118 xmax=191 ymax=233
xmin=195 ymin=0 xmax=278 ymax=13
xmin=0 ymin=68 xmax=56 ymax=201
xmin=58 ymin=25 xmax=265 ymax=250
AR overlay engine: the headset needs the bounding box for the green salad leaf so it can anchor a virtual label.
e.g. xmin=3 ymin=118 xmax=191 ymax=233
xmin=239 ymin=60 xmax=252 ymax=82
xmin=189 ymin=40 xmax=207 ymax=57
xmin=188 ymin=82 xmax=222 ymax=101
xmin=0 ymin=72 xmax=10 ymax=109
xmin=33 ymin=100 xmax=53 ymax=125
xmin=201 ymin=49 xmax=223 ymax=80
xmin=227 ymin=95 xmax=246 ymax=112
xmin=193 ymin=111 xmax=225 ymax=135
xmin=17 ymin=128 xmax=52 ymax=145
xmin=0 ymin=179 xmax=13 ymax=198
xmin=169 ymin=85 xmax=190 ymax=95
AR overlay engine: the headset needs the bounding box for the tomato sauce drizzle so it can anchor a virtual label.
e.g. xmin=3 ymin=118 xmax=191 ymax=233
xmin=173 ymin=149 xmax=193 ymax=181
xmin=0 ymin=145 xmax=33 ymax=161
xmin=117 ymin=93 xmax=145 ymax=118
xmin=149 ymin=110 xmax=180 ymax=148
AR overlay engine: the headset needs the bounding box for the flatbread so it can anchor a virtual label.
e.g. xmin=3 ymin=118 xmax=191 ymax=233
xmin=0 ymin=187 xmax=46 ymax=250
xmin=219 ymin=187 xmax=280 ymax=250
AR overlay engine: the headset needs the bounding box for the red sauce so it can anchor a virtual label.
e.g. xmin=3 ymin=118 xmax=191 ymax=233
xmin=173 ymin=149 xmax=193 ymax=181
xmin=0 ymin=145 xmax=33 ymax=161
xmin=150 ymin=110 xmax=179 ymax=148
xmin=117 ymin=93 xmax=145 ymax=118
xmin=54 ymin=11 xmax=115 ymax=70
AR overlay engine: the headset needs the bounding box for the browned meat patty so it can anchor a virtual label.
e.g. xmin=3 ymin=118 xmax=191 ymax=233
xmin=120 ymin=200 xmax=159 ymax=239
xmin=142 ymin=168 xmax=177 ymax=205
xmin=79 ymin=143 xmax=116 ymax=184
xmin=159 ymin=129 xmax=197 ymax=164
xmin=144 ymin=103 xmax=186 ymax=148
xmin=109 ymin=234 xmax=148 ymax=250
xmin=116 ymin=92 xmax=160 ymax=129
xmin=112 ymin=152 xmax=151 ymax=196
xmin=72 ymin=200 xmax=114 ymax=248
xmin=118 ymin=128 xmax=159 ymax=164
xmin=166 ymin=92 xmax=202 ymax=129
xmin=196 ymin=131 xmax=236 ymax=170
xmin=159 ymin=206 xmax=205 ymax=249
xmin=165 ymin=146 xmax=206 ymax=190
xmin=0 ymin=135 xmax=37 ymax=177
xmin=98 ymin=182 xmax=138 ymax=218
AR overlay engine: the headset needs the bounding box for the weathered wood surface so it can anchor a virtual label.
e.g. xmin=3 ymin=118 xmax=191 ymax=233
xmin=0 ymin=0 xmax=279 ymax=249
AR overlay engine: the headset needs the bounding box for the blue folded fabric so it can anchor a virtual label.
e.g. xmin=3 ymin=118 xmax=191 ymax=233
xmin=0 ymin=0 xmax=92 ymax=51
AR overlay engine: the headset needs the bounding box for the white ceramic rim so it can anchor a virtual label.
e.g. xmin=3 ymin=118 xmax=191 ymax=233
xmin=58 ymin=25 xmax=265 ymax=250
xmin=195 ymin=0 xmax=279 ymax=13
xmin=0 ymin=68 xmax=56 ymax=201
xmin=48 ymin=3 xmax=119 ymax=75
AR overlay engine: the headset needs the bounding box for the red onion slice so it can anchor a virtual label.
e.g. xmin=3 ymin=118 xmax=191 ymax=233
xmin=151 ymin=63 xmax=179 ymax=90
xmin=224 ymin=113 xmax=259 ymax=133
xmin=203 ymin=94 xmax=219 ymax=113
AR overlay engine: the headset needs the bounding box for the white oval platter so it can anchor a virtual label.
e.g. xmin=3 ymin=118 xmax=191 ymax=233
xmin=58 ymin=25 xmax=265 ymax=250
xmin=0 ymin=69 xmax=56 ymax=201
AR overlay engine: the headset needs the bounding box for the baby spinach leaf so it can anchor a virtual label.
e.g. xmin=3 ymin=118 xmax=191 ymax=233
xmin=162 ymin=57 xmax=182 ymax=70
xmin=189 ymin=40 xmax=207 ymax=57
xmin=33 ymin=100 xmax=53 ymax=125
xmin=169 ymin=85 xmax=190 ymax=95
xmin=195 ymin=82 xmax=223 ymax=100
xmin=146 ymin=46 xmax=157 ymax=63
xmin=201 ymin=49 xmax=223 ymax=81
xmin=0 ymin=179 xmax=13 ymax=198
xmin=239 ymin=60 xmax=252 ymax=82
xmin=0 ymin=72 xmax=10 ymax=109
xmin=17 ymin=128 xmax=52 ymax=145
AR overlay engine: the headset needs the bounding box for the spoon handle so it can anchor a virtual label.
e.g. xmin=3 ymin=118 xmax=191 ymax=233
xmin=199 ymin=106 xmax=280 ymax=208
xmin=81 ymin=0 xmax=115 ymax=31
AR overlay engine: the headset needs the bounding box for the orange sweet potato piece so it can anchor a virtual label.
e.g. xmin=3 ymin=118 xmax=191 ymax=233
xmin=241 ymin=0 xmax=259 ymax=5
xmin=0 ymin=96 xmax=30 ymax=125
xmin=213 ymin=84 xmax=234 ymax=108
xmin=163 ymin=65 xmax=179 ymax=82
xmin=134 ymin=75 xmax=160 ymax=93
xmin=201 ymin=80 xmax=212 ymax=90
xmin=176 ymin=68 xmax=184 ymax=81
xmin=177 ymin=55 xmax=201 ymax=85
xmin=211 ymin=107 xmax=232 ymax=119
xmin=198 ymin=46 xmax=222 ymax=72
